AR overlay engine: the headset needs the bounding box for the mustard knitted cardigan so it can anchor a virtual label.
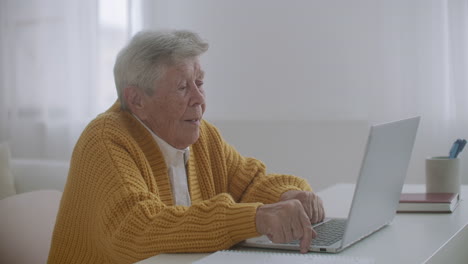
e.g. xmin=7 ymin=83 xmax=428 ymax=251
xmin=48 ymin=102 xmax=312 ymax=264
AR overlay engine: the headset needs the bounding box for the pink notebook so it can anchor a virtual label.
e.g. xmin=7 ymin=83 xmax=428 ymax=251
xmin=400 ymin=193 xmax=459 ymax=203
xmin=398 ymin=193 xmax=460 ymax=213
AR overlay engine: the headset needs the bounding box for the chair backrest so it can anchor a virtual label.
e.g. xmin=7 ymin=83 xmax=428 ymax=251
xmin=0 ymin=190 xmax=62 ymax=264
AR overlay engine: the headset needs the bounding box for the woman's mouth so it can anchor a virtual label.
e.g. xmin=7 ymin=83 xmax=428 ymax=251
xmin=185 ymin=119 xmax=200 ymax=125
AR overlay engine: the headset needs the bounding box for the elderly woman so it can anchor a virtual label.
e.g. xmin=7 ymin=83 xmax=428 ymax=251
xmin=48 ymin=30 xmax=324 ymax=264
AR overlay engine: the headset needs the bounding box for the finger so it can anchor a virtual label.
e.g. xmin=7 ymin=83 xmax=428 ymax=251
xmin=313 ymin=195 xmax=323 ymax=223
xmin=289 ymin=200 xmax=306 ymax=242
xmin=274 ymin=225 xmax=286 ymax=243
xmin=309 ymin=195 xmax=318 ymax=224
xmin=308 ymin=193 xmax=313 ymax=220
xmin=291 ymin=214 xmax=304 ymax=241
xmin=308 ymin=193 xmax=319 ymax=223
xmin=298 ymin=208 xmax=313 ymax=253
xmin=285 ymin=201 xmax=303 ymax=242
xmin=270 ymin=231 xmax=285 ymax=243
xmin=283 ymin=222 xmax=294 ymax=242
xmin=318 ymin=197 xmax=325 ymax=222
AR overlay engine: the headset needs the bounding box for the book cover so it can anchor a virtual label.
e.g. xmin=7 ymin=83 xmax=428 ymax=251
xmin=397 ymin=193 xmax=460 ymax=213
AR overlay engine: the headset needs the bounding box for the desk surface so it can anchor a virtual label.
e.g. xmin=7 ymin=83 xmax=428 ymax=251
xmin=137 ymin=184 xmax=468 ymax=264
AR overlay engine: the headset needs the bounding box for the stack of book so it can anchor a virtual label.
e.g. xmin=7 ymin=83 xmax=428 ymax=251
xmin=397 ymin=193 xmax=460 ymax=213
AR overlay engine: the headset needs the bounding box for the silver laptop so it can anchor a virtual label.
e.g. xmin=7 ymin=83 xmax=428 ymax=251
xmin=242 ymin=116 xmax=420 ymax=253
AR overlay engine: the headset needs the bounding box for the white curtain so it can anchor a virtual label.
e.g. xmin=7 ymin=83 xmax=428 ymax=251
xmin=0 ymin=0 xmax=127 ymax=160
xmin=412 ymin=0 xmax=468 ymax=163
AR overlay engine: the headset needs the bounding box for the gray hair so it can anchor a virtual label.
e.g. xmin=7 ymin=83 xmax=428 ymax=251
xmin=113 ymin=30 xmax=209 ymax=109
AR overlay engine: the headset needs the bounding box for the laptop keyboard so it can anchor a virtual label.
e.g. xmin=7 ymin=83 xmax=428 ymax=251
xmin=312 ymin=219 xmax=347 ymax=246
xmin=288 ymin=219 xmax=347 ymax=246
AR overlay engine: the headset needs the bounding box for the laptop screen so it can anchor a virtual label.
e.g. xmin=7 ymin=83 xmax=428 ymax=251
xmin=341 ymin=117 xmax=420 ymax=247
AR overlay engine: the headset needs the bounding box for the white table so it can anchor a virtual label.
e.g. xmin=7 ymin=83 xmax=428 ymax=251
xmin=137 ymin=184 xmax=468 ymax=264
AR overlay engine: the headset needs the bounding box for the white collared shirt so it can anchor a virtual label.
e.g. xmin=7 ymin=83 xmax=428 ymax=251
xmin=133 ymin=115 xmax=191 ymax=206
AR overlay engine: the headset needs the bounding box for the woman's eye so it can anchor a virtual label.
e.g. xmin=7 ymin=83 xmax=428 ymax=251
xmin=196 ymin=81 xmax=204 ymax=87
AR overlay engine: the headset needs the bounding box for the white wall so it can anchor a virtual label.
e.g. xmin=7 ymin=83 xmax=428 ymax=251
xmin=212 ymin=120 xmax=369 ymax=191
xmin=133 ymin=0 xmax=468 ymax=189
xmin=137 ymin=0 xmax=419 ymax=121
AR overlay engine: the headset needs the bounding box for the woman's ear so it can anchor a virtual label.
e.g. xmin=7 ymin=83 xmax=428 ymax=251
xmin=123 ymin=86 xmax=146 ymax=118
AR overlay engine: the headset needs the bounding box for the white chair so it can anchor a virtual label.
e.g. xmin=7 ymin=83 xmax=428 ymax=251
xmin=0 ymin=190 xmax=62 ymax=264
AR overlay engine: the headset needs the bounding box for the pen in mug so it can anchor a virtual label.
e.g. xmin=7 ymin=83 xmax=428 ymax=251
xmin=449 ymin=139 xmax=466 ymax=159
xmin=455 ymin=139 xmax=466 ymax=158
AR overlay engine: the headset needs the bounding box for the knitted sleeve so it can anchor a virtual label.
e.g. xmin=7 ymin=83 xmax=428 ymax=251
xmin=203 ymin=122 xmax=312 ymax=204
xmin=95 ymin=138 xmax=261 ymax=263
